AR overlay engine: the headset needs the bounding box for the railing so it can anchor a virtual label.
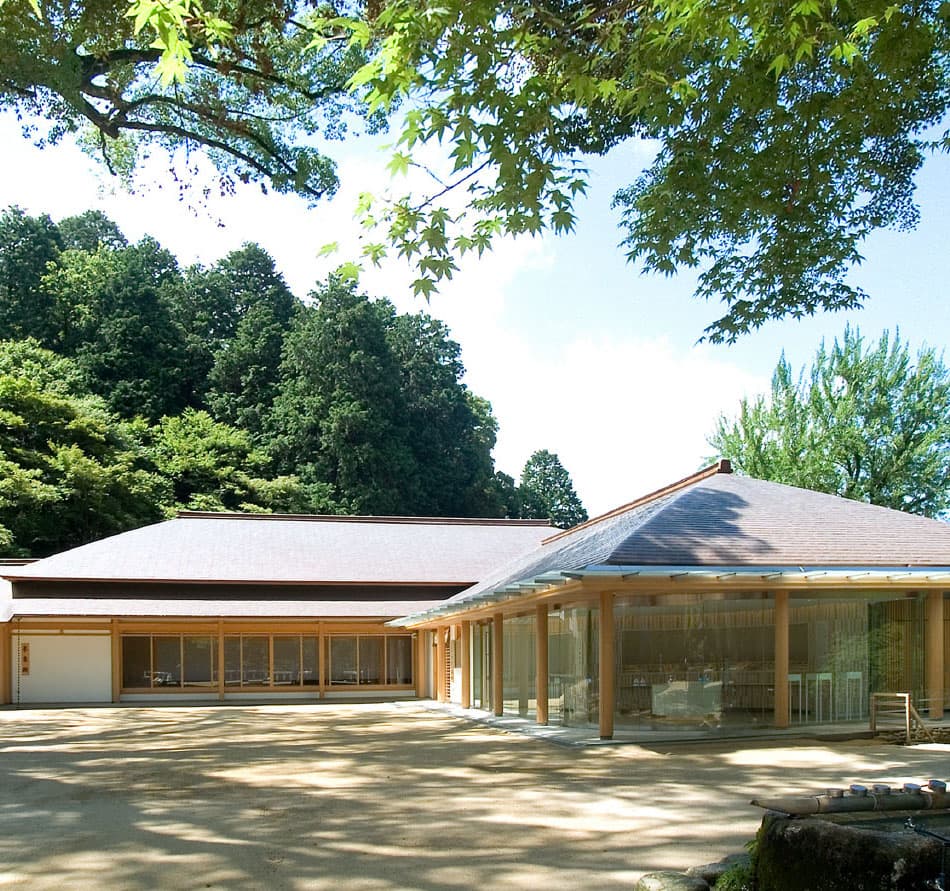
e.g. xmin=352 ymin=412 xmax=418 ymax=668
xmin=870 ymin=692 xmax=935 ymax=744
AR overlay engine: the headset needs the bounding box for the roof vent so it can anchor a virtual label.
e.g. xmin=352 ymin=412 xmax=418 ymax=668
xmin=717 ymin=459 xmax=733 ymax=474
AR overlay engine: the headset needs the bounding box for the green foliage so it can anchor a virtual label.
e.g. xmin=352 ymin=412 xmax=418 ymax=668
xmin=519 ymin=449 xmax=588 ymax=528
xmin=0 ymin=204 xmax=559 ymax=553
xmin=0 ymin=340 xmax=161 ymax=556
xmin=72 ymin=0 xmax=950 ymax=340
xmin=143 ymin=409 xmax=309 ymax=514
xmin=43 ymin=238 xmax=193 ymax=418
xmin=270 ymin=277 xmax=505 ymax=517
xmin=0 ymin=0 xmax=378 ymax=203
xmin=709 ymin=327 xmax=950 ymax=517
xmin=200 ymin=244 xmax=298 ymax=436
xmin=385 ymin=314 xmax=501 ymax=516
xmin=58 ymin=210 xmax=128 ymax=252
xmin=0 ymin=206 xmax=62 ymax=344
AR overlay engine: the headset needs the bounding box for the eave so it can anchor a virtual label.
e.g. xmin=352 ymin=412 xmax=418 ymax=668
xmin=389 ymin=565 xmax=950 ymax=628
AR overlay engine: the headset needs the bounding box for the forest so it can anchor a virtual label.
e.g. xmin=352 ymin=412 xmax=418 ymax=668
xmin=0 ymin=206 xmax=586 ymax=557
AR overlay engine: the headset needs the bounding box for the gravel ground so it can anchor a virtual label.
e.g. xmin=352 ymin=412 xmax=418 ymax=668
xmin=1 ymin=701 xmax=949 ymax=890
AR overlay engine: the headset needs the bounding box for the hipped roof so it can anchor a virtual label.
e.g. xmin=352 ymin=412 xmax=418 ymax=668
xmin=396 ymin=463 xmax=950 ymax=624
xmin=4 ymin=512 xmax=554 ymax=586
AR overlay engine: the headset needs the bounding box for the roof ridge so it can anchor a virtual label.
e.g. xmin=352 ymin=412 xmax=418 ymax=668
xmin=541 ymin=460 xmax=732 ymax=545
xmin=174 ymin=510 xmax=552 ymax=527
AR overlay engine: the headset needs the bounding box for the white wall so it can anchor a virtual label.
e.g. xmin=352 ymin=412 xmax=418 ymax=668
xmin=12 ymin=633 xmax=112 ymax=703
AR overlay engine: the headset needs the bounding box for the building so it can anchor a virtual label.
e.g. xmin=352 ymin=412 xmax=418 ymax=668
xmin=3 ymin=462 xmax=950 ymax=739
xmin=0 ymin=512 xmax=553 ymax=705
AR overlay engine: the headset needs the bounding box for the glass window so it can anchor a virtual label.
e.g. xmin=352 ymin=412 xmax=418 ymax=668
xmin=122 ymin=636 xmax=151 ymax=688
xmin=224 ymin=637 xmax=241 ymax=686
xmin=549 ymin=607 xmax=598 ymax=727
xmin=273 ymin=637 xmax=301 ymax=686
xmin=503 ymin=615 xmax=537 ymax=718
xmin=386 ymin=636 xmax=412 ymax=685
xmin=153 ymin=636 xmax=181 ymax=687
xmin=613 ymin=596 xmax=772 ymax=731
xmin=302 ymin=637 xmax=319 ymax=686
xmin=183 ymin=636 xmax=216 ymax=687
xmin=360 ymin=637 xmax=383 ymax=684
xmin=242 ymin=636 xmax=269 ymax=686
xmin=329 ymin=637 xmax=358 ymax=684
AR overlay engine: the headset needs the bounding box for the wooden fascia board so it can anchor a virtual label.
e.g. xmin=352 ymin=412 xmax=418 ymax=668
xmin=400 ymin=573 xmax=950 ymax=627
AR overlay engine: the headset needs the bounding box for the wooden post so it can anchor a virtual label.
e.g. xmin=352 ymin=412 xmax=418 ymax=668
xmin=110 ymin=619 xmax=121 ymax=702
xmin=536 ymin=604 xmax=549 ymax=725
xmin=436 ymin=626 xmax=447 ymax=703
xmin=927 ymin=590 xmax=944 ymax=720
xmin=492 ymin=612 xmax=504 ymax=716
xmin=0 ymin=623 xmax=10 ymax=705
xmin=460 ymin=620 xmax=471 ymax=709
xmin=318 ymin=623 xmax=326 ymax=698
xmin=599 ymin=591 xmax=615 ymax=740
xmin=217 ymin=620 xmax=225 ymax=701
xmin=774 ymin=590 xmax=789 ymax=729
xmin=414 ymin=631 xmax=426 ymax=698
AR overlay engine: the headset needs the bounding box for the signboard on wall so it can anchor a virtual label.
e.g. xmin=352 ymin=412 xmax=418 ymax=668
xmin=20 ymin=642 xmax=29 ymax=676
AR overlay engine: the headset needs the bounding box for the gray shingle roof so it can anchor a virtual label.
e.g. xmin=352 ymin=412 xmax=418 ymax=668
xmin=412 ymin=467 xmax=950 ymax=619
xmin=4 ymin=512 xmax=554 ymax=585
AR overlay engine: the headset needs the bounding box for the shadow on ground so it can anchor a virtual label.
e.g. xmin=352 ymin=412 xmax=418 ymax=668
xmin=1 ymin=702 xmax=948 ymax=889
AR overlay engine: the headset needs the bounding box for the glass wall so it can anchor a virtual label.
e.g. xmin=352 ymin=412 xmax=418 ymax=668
xmin=613 ymin=595 xmax=774 ymax=731
xmin=121 ymin=634 xmax=218 ymax=689
xmin=123 ymin=632 xmax=412 ymax=691
xmin=325 ymin=635 xmax=412 ymax=687
xmin=502 ymin=615 xmax=537 ymax=718
xmin=548 ymin=607 xmax=598 ymax=727
xmin=868 ymin=597 xmax=924 ymax=706
xmin=222 ymin=635 xmax=319 ymax=687
xmin=472 ymin=621 xmax=491 ymax=710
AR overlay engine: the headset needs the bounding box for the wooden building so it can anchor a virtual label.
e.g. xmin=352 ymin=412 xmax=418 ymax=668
xmin=392 ymin=462 xmax=950 ymax=737
xmin=0 ymin=512 xmax=553 ymax=705
xmin=3 ymin=462 xmax=950 ymax=740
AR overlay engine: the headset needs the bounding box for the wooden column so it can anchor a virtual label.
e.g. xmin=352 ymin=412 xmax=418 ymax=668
xmin=436 ymin=626 xmax=447 ymax=703
xmin=460 ymin=620 xmax=471 ymax=709
xmin=110 ymin=619 xmax=121 ymax=702
xmin=0 ymin=623 xmax=10 ymax=705
xmin=414 ymin=631 xmax=426 ymax=698
xmin=536 ymin=604 xmax=549 ymax=725
xmin=217 ymin=620 xmax=225 ymax=701
xmin=318 ymin=623 xmax=326 ymax=698
xmin=492 ymin=612 xmax=504 ymax=716
xmin=774 ymin=590 xmax=790 ymax=729
xmin=599 ymin=591 xmax=615 ymax=740
xmin=926 ymin=590 xmax=945 ymax=720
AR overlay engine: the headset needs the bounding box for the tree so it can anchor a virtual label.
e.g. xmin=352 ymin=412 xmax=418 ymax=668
xmin=708 ymin=328 xmax=950 ymax=517
xmin=0 ymin=0 xmax=378 ymax=202
xmin=142 ymin=409 xmax=311 ymax=515
xmin=384 ymin=313 xmax=500 ymax=516
xmin=7 ymin=0 xmax=946 ymax=340
xmin=200 ymin=244 xmax=298 ymax=436
xmin=0 ymin=340 xmax=161 ymax=556
xmin=269 ymin=278 xmax=415 ymax=515
xmin=519 ymin=449 xmax=588 ymax=529
xmin=58 ymin=210 xmax=128 ymax=252
xmin=41 ymin=237 xmax=193 ymax=419
xmin=0 ymin=206 xmax=62 ymax=344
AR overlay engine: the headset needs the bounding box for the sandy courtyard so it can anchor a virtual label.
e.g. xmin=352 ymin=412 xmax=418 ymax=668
xmin=2 ymin=701 xmax=949 ymax=889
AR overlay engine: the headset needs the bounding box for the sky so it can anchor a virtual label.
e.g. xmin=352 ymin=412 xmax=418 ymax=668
xmin=2 ymin=112 xmax=950 ymax=517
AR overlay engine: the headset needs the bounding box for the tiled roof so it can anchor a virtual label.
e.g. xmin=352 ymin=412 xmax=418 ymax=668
xmin=4 ymin=512 xmax=554 ymax=585
xmin=416 ymin=465 xmax=950 ymax=617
